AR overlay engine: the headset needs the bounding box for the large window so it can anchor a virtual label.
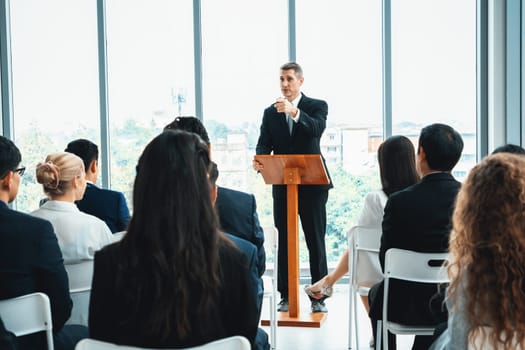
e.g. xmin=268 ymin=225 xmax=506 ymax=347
xmin=201 ymin=0 xmax=288 ymax=228
xmin=10 ymin=0 xmax=100 ymax=212
xmin=106 ymin=0 xmax=195 ymax=205
xmin=391 ymin=0 xmax=477 ymax=179
xmin=297 ymin=1 xmax=383 ymax=261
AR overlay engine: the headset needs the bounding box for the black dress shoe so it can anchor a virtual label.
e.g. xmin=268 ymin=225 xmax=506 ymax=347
xmin=311 ymin=299 xmax=328 ymax=313
xmin=277 ymin=298 xmax=289 ymax=312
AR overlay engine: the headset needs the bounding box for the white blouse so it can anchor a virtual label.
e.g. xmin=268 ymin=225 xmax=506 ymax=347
xmin=31 ymin=200 xmax=115 ymax=264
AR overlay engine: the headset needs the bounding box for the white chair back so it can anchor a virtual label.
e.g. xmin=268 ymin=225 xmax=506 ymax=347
xmin=65 ymin=260 xmax=94 ymax=326
xmin=75 ymin=336 xmax=251 ymax=350
xmin=0 ymin=292 xmax=54 ymax=350
xmin=262 ymin=226 xmax=278 ymax=349
xmin=380 ymin=248 xmax=449 ymax=350
xmin=66 ymin=260 xmax=94 ymax=293
xmin=348 ymin=225 xmax=382 ymax=349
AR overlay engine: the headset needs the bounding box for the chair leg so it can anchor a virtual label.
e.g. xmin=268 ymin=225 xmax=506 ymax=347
xmin=348 ymin=284 xmax=353 ymax=349
xmin=354 ymin=291 xmax=359 ymax=349
xmin=375 ymin=320 xmax=382 ymax=350
xmin=269 ymin=294 xmax=276 ymax=349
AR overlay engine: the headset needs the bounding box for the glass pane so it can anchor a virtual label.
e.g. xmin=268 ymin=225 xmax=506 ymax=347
xmin=297 ymin=1 xmax=383 ymax=262
xmin=391 ymin=0 xmax=477 ymax=181
xmin=106 ymin=0 xmax=195 ymax=207
xmin=201 ymin=0 xmax=288 ymax=229
xmin=10 ymin=0 xmax=100 ymax=212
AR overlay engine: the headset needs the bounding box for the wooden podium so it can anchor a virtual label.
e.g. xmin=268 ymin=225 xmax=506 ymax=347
xmin=254 ymin=154 xmax=330 ymax=327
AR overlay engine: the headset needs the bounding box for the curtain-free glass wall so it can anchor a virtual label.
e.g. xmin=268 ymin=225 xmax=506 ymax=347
xmin=105 ymin=0 xmax=195 ymax=205
xmin=10 ymin=0 xmax=100 ymax=211
xmin=391 ymin=0 xmax=477 ymax=180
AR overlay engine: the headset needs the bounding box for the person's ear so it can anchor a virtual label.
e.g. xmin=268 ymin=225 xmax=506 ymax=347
xmin=1 ymin=171 xmax=13 ymax=189
xmin=211 ymin=184 xmax=218 ymax=205
xmin=71 ymin=175 xmax=79 ymax=189
xmin=89 ymin=160 xmax=98 ymax=174
xmin=418 ymin=146 xmax=426 ymax=161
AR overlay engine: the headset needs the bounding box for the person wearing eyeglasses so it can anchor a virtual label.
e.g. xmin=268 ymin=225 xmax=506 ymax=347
xmin=0 ymin=136 xmax=88 ymax=350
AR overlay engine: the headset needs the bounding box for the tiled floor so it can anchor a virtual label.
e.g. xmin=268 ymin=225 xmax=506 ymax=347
xmin=260 ymin=283 xmax=415 ymax=350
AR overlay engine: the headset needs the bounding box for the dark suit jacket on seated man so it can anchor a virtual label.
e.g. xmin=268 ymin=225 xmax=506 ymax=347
xmin=207 ymin=162 xmax=269 ymax=350
xmin=76 ymin=182 xmax=130 ymax=233
xmin=65 ymin=139 xmax=130 ymax=233
xmin=255 ymin=62 xmax=332 ymax=313
xmin=216 ymin=186 xmax=266 ymax=277
xmin=0 ymin=136 xmax=87 ymax=350
xmin=368 ymin=123 xmax=464 ymax=350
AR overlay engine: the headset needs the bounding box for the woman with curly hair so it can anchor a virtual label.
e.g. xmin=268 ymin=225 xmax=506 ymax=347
xmin=431 ymin=153 xmax=525 ymax=349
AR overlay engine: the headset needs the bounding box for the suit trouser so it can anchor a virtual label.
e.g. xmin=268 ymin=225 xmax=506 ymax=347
xmin=273 ymin=186 xmax=329 ymax=298
xmin=368 ymin=281 xmax=435 ymax=350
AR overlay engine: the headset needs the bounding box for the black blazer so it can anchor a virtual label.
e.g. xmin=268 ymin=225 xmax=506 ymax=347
xmin=256 ymin=93 xmax=332 ymax=190
xmin=0 ymin=201 xmax=72 ymax=333
xmin=76 ymin=183 xmax=130 ymax=233
xmin=216 ymin=186 xmax=265 ymax=276
xmin=373 ymin=172 xmax=460 ymax=324
xmin=89 ymin=240 xmax=259 ymax=349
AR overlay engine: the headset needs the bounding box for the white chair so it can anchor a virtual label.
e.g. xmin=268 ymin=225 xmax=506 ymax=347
xmin=0 ymin=292 xmax=54 ymax=350
xmin=75 ymin=335 xmax=251 ymax=350
xmin=65 ymin=260 xmax=94 ymax=326
xmin=377 ymin=248 xmax=449 ymax=350
xmin=347 ymin=226 xmax=382 ymax=349
xmin=261 ymin=226 xmax=278 ymax=349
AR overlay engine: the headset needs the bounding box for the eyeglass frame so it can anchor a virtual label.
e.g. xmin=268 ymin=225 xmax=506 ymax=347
xmin=0 ymin=166 xmax=25 ymax=180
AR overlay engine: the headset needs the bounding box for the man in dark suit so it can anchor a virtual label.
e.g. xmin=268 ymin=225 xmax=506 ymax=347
xmin=65 ymin=139 xmax=130 ymax=233
xmin=163 ymin=117 xmax=266 ymax=277
xmin=254 ymin=62 xmax=332 ymax=313
xmin=209 ymin=162 xmax=269 ymax=350
xmin=0 ymin=136 xmax=87 ymax=350
xmin=368 ymin=123 xmax=464 ymax=350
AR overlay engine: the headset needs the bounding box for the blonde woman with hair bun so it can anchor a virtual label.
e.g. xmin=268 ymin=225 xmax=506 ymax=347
xmin=31 ymin=152 xmax=115 ymax=264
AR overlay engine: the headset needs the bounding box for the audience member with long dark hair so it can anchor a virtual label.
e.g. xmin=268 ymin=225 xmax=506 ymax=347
xmin=304 ymin=135 xmax=419 ymax=346
xmin=305 ymin=136 xmax=419 ymax=300
xmin=88 ymin=130 xmax=259 ymax=348
xmin=431 ymin=153 xmax=525 ymax=349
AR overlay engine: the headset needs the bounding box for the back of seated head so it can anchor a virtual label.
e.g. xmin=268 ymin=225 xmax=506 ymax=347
xmin=65 ymin=139 xmax=99 ymax=175
xmin=36 ymin=152 xmax=84 ymax=197
xmin=0 ymin=136 xmax=21 ymax=181
xmin=418 ymin=123 xmax=464 ymax=171
xmin=449 ymin=152 xmax=525 ymax=345
xmin=164 ymin=116 xmax=210 ymax=146
xmin=120 ymin=129 xmax=221 ymax=340
xmin=0 ymin=137 xmax=22 ymax=204
xmin=491 ymin=143 xmax=525 ymax=155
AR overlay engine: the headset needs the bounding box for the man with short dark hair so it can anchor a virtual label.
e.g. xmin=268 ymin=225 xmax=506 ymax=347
xmin=491 ymin=143 xmax=525 ymax=155
xmin=368 ymin=123 xmax=464 ymax=349
xmin=65 ymin=139 xmax=130 ymax=233
xmin=0 ymin=136 xmax=87 ymax=350
xmin=254 ymin=62 xmax=332 ymax=313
